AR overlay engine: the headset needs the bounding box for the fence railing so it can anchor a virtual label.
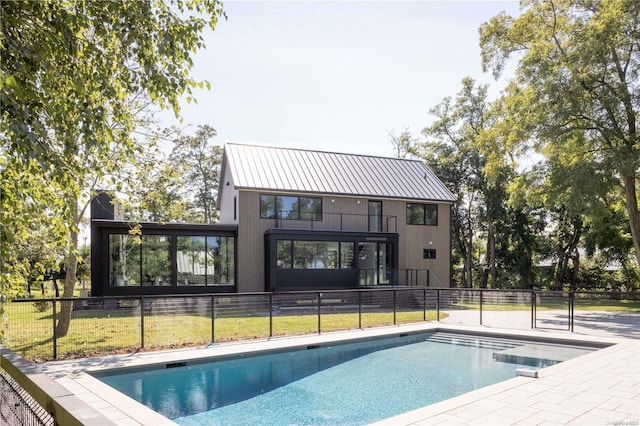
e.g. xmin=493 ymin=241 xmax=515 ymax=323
xmin=3 ymin=289 xmax=639 ymax=361
xmin=0 ymin=345 xmax=114 ymax=425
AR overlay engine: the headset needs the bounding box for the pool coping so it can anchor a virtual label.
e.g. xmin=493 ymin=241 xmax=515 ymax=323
xmin=39 ymin=323 xmax=635 ymax=425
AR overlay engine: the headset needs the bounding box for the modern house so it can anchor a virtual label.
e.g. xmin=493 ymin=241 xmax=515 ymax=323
xmin=90 ymin=143 xmax=455 ymax=296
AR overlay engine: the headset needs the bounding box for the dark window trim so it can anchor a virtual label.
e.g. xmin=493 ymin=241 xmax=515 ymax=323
xmin=260 ymin=194 xmax=323 ymax=221
xmin=406 ymin=203 xmax=438 ymax=226
xmin=276 ymin=239 xmax=353 ymax=270
xmin=423 ymin=249 xmax=437 ymax=259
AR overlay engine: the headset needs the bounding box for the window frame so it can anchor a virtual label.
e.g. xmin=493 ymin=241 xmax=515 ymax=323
xmin=260 ymin=194 xmax=322 ymax=221
xmin=406 ymin=203 xmax=438 ymax=226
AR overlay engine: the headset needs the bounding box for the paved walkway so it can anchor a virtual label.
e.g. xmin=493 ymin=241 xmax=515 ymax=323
xmin=39 ymin=313 xmax=639 ymax=425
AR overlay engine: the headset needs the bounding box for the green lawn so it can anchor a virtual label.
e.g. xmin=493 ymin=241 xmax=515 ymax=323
xmin=2 ymin=302 xmax=442 ymax=361
xmin=5 ymin=294 xmax=638 ymax=361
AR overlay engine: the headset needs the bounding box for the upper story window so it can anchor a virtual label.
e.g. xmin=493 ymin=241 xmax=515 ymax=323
xmin=260 ymin=194 xmax=322 ymax=221
xmin=406 ymin=203 xmax=438 ymax=226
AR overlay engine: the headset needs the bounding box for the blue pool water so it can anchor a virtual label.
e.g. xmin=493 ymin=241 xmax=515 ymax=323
xmin=96 ymin=332 xmax=595 ymax=425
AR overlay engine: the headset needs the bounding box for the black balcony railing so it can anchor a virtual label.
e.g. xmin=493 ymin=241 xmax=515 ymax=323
xmin=272 ymin=212 xmax=398 ymax=233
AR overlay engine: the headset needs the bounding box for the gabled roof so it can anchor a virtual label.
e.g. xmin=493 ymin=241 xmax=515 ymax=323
xmin=220 ymin=143 xmax=456 ymax=202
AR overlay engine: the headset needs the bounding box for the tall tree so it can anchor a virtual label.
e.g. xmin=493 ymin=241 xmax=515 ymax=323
xmin=421 ymin=77 xmax=511 ymax=288
xmin=169 ymin=125 xmax=222 ymax=223
xmin=1 ymin=0 xmax=225 ymax=336
xmin=480 ymin=0 xmax=640 ymax=267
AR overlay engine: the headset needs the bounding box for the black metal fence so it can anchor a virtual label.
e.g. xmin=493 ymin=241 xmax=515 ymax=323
xmin=4 ymin=289 xmax=639 ymax=361
xmin=0 ymin=368 xmax=54 ymax=426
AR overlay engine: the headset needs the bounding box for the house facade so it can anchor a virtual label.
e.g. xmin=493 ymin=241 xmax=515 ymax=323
xmin=217 ymin=143 xmax=456 ymax=292
xmin=90 ymin=143 xmax=455 ymax=296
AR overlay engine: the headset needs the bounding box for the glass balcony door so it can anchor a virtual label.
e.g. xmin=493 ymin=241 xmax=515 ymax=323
xmin=358 ymin=241 xmax=393 ymax=285
xmin=368 ymin=200 xmax=382 ymax=232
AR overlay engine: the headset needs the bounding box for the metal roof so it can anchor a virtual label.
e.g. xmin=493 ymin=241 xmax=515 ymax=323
xmin=222 ymin=143 xmax=456 ymax=202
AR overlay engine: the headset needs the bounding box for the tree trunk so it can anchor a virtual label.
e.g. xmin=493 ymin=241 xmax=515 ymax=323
xmin=570 ymin=251 xmax=580 ymax=292
xmin=465 ymin=234 xmax=473 ymax=288
xmin=55 ymin=205 xmax=79 ymax=338
xmin=623 ymin=175 xmax=640 ymax=268
xmin=487 ymin=219 xmax=497 ymax=289
xmin=553 ymin=254 xmax=567 ymax=291
xmin=524 ymin=246 xmax=533 ymax=289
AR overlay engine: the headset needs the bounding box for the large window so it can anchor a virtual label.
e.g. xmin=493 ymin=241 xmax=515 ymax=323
xmin=176 ymin=236 xmax=235 ymax=286
xmin=260 ymin=194 xmax=322 ymax=221
xmin=277 ymin=240 xmax=354 ymax=269
xmin=142 ymin=235 xmax=171 ymax=286
xmin=108 ymin=233 xmax=235 ymax=288
xmin=109 ymin=234 xmax=140 ymax=287
xmin=406 ymin=203 xmax=438 ymax=226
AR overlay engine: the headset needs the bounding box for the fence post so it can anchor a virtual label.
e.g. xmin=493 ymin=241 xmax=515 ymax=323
xmin=423 ymin=288 xmax=426 ymax=321
xmin=140 ymin=296 xmax=145 ymax=349
xmin=211 ymin=295 xmax=216 ymax=343
xmin=531 ymin=291 xmax=535 ymax=329
xmin=317 ymin=292 xmax=321 ymax=335
xmin=569 ymin=291 xmax=574 ymax=332
xmin=393 ymin=290 xmax=397 ymax=325
xmin=358 ymin=291 xmax=362 ymax=329
xmin=479 ymin=290 xmax=483 ymax=326
xmin=436 ymin=289 xmax=440 ymax=321
xmin=52 ymin=299 xmax=57 ymax=360
xmin=269 ymin=293 xmax=273 ymax=338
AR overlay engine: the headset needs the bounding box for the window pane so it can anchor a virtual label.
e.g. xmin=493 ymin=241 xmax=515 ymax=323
xmin=280 ymin=196 xmax=298 ymax=219
xmin=177 ymin=236 xmax=206 ymax=286
xmin=293 ymin=241 xmax=338 ymax=269
xmin=260 ymin=195 xmax=276 ymax=218
xmin=109 ymin=234 xmax=140 ymax=286
xmin=406 ymin=203 xmax=424 ymax=225
xmin=340 ymin=242 xmax=355 ymax=269
xmin=277 ymin=240 xmax=292 ymax=269
xmin=142 ymin=235 xmax=171 ymax=286
xmin=300 ymin=197 xmax=322 ymax=220
xmin=209 ymin=236 xmax=235 ymax=285
xmin=369 ymin=201 xmax=382 ymax=231
xmin=425 ymin=205 xmax=438 ymax=225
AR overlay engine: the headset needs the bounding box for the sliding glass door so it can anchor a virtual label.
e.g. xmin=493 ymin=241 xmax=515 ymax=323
xmin=358 ymin=241 xmax=393 ymax=285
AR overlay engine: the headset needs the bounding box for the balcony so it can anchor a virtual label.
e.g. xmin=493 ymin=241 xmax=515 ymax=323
xmin=269 ymin=212 xmax=398 ymax=233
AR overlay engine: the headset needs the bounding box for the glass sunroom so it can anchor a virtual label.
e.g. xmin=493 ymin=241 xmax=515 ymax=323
xmin=91 ymin=221 xmax=237 ymax=296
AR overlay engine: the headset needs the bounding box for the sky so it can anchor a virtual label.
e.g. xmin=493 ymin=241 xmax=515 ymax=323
xmin=159 ymin=0 xmax=521 ymax=157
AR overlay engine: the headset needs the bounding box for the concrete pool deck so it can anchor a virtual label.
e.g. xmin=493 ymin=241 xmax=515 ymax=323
xmin=39 ymin=318 xmax=639 ymax=425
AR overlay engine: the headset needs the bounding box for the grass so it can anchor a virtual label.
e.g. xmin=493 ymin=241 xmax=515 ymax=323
xmin=4 ymin=291 xmax=638 ymax=361
xmin=2 ymin=301 xmax=442 ymax=361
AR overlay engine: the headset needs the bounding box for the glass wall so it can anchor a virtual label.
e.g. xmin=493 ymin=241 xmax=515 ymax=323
xmin=109 ymin=234 xmax=140 ymax=287
xmin=108 ymin=233 xmax=235 ymax=288
xmin=142 ymin=235 xmax=171 ymax=286
xmin=177 ymin=236 xmax=207 ymax=286
xmin=277 ymin=240 xmax=354 ymax=270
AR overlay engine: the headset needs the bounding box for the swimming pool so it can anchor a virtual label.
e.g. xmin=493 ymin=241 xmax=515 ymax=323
xmin=94 ymin=331 xmax=599 ymax=425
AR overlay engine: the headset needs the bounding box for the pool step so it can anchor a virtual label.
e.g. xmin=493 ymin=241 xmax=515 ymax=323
xmin=424 ymin=333 xmax=519 ymax=351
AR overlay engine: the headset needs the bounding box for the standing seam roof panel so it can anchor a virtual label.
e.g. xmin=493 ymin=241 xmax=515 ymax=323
xmin=224 ymin=143 xmax=456 ymax=202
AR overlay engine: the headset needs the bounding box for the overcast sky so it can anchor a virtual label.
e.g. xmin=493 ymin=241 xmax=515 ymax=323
xmin=159 ymin=0 xmax=521 ymax=157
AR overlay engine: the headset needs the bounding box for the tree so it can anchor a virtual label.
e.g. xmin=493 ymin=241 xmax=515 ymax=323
xmin=1 ymin=0 xmax=225 ymax=336
xmin=124 ymin=139 xmax=190 ymax=223
xmin=169 ymin=125 xmax=223 ymax=223
xmin=480 ymin=0 xmax=640 ymax=267
xmin=389 ymin=127 xmax=417 ymax=159
xmin=421 ymin=77 xmax=513 ymax=288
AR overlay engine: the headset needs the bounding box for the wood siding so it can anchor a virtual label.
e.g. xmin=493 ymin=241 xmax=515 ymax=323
xmin=234 ymin=191 xmax=451 ymax=292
